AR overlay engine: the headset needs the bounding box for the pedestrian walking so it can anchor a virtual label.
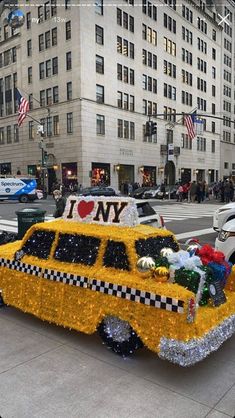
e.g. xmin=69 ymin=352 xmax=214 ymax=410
xmin=224 ymin=179 xmax=231 ymax=203
xmin=190 ymin=181 xmax=197 ymax=203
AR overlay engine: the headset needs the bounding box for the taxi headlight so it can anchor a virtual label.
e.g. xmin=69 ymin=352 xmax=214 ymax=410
xmin=218 ymin=230 xmax=235 ymax=242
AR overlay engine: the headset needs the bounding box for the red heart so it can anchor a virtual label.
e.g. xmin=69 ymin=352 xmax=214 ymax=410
xmin=77 ymin=200 xmax=94 ymax=219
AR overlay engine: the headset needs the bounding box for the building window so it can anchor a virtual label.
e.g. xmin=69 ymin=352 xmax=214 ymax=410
xmin=52 ymin=57 xmax=58 ymax=75
xmin=53 ymin=115 xmax=59 ymax=135
xmin=96 ymin=84 xmax=104 ymax=103
xmin=67 ymin=82 xmax=72 ymax=100
xmin=212 ymin=103 xmax=215 ymax=115
xmin=40 ymin=90 xmax=45 ymax=107
xmin=117 ymin=91 xmax=122 ymax=108
xmin=47 ymin=116 xmax=52 ymax=137
xmin=0 ymin=128 xmax=5 ymax=144
xmin=117 ymin=119 xmax=123 ymax=138
xmin=39 ymin=62 xmax=45 ymax=79
xmin=52 ymin=27 xmax=57 ymax=46
xmin=96 ymin=55 xmax=104 ymax=74
xmin=6 ymin=126 xmax=11 ymax=143
xmin=197 ymin=136 xmax=206 ymax=152
xmin=46 ymin=88 xmax=52 ymax=105
xmin=130 ymin=122 xmax=135 ymax=140
xmin=29 ymin=94 xmax=33 ymax=110
xmin=117 ymin=63 xmax=122 ymax=80
xmin=45 ymin=31 xmax=51 ymax=48
xmin=39 ymin=34 xmax=44 ymax=52
xmin=65 ymin=0 xmax=71 ymax=9
xmin=129 ymin=95 xmax=134 ymax=111
xmin=50 ymin=0 xmax=57 ymax=16
xmin=212 ymin=66 xmax=216 ymax=79
xmin=130 ymin=69 xmax=134 ymax=85
xmin=14 ymin=124 xmax=19 ymax=143
xmin=96 ymin=25 xmax=104 ymax=45
xmin=124 ymin=120 xmax=129 ymax=139
xmin=28 ymin=67 xmax=32 ymax=83
xmin=26 ymin=12 xmax=31 ymax=29
xmin=46 ymin=60 xmax=51 ymax=77
xmin=95 ymin=0 xmax=103 ymax=15
xmin=212 ymin=122 xmax=215 ymax=134
xmin=29 ymin=121 xmax=34 ymax=139
xmin=44 ymin=1 xmax=50 ymax=20
xmin=96 ymin=114 xmax=105 ymax=135
xmin=117 ymin=8 xmax=122 ymax=25
xmin=53 ymin=86 xmax=59 ymax=103
xmin=224 ymin=162 xmax=228 ymax=169
xmin=38 ymin=6 xmax=44 ymax=23
xmin=66 ymin=21 xmax=71 ymax=40
xmin=67 ymin=112 xmax=73 ymax=133
xmin=66 ymin=51 xmax=72 ymax=70
xmin=27 ymin=39 xmax=32 ymax=56
xmin=123 ymin=66 xmax=128 ymax=83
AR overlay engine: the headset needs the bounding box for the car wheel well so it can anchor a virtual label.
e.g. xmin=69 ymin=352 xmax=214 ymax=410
xmin=227 ymin=216 xmax=235 ymax=223
xmin=98 ymin=316 xmax=143 ymax=356
xmin=229 ymin=253 xmax=235 ymax=265
xmin=19 ymin=194 xmax=28 ymax=203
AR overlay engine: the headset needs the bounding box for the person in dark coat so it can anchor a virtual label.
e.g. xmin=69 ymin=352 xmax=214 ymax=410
xmin=53 ymin=190 xmax=66 ymax=218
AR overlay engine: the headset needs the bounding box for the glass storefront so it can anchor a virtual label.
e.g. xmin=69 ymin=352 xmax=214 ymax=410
xmin=62 ymin=162 xmax=78 ymax=190
xmin=142 ymin=166 xmax=156 ymax=186
xmin=118 ymin=164 xmax=134 ymax=192
xmin=91 ymin=162 xmax=110 ymax=186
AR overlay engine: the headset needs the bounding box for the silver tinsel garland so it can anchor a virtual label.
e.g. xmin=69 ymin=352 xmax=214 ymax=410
xmin=159 ymin=314 xmax=235 ymax=366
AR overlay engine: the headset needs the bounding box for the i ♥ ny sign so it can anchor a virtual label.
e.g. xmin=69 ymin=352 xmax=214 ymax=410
xmin=63 ymin=196 xmax=139 ymax=227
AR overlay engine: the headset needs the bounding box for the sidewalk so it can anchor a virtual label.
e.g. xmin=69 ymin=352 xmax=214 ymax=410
xmin=0 ymin=306 xmax=234 ymax=418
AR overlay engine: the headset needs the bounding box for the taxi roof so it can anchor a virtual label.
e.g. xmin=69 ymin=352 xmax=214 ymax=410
xmin=31 ymin=219 xmax=174 ymax=241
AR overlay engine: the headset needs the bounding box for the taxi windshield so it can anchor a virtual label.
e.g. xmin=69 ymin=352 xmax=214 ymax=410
xmin=135 ymin=236 xmax=179 ymax=259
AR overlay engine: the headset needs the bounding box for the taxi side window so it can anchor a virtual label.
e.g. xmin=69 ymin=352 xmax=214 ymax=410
xmin=135 ymin=236 xmax=179 ymax=258
xmin=22 ymin=230 xmax=55 ymax=259
xmin=103 ymin=240 xmax=130 ymax=271
xmin=54 ymin=233 xmax=101 ymax=266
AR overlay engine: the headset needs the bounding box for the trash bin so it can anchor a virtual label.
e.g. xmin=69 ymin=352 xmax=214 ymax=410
xmin=16 ymin=208 xmax=46 ymax=239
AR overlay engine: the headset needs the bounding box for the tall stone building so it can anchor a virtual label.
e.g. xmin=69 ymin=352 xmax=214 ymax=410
xmin=0 ymin=0 xmax=231 ymax=192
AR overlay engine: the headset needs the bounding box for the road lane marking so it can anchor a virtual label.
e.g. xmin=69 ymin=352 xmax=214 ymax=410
xmin=176 ymin=228 xmax=216 ymax=240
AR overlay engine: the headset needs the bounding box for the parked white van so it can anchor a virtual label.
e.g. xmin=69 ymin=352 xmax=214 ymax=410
xmin=0 ymin=177 xmax=40 ymax=203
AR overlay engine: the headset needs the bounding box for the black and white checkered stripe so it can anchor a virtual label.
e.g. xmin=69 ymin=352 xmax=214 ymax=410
xmin=43 ymin=268 xmax=88 ymax=287
xmin=0 ymin=258 xmax=42 ymax=276
xmin=90 ymin=279 xmax=184 ymax=313
xmin=0 ymin=257 xmax=184 ymax=314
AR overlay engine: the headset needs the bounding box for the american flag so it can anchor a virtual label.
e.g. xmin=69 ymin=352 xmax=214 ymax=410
xmin=184 ymin=113 xmax=196 ymax=140
xmin=15 ymin=89 xmax=29 ymax=127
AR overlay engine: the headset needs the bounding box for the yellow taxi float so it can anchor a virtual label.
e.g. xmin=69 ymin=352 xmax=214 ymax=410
xmin=0 ymin=196 xmax=234 ymax=367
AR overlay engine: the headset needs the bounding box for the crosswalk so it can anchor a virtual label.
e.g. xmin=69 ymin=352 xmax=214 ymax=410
xmin=0 ymin=215 xmax=54 ymax=233
xmin=0 ymin=203 xmax=221 ymax=232
xmin=151 ymin=202 xmax=221 ymax=223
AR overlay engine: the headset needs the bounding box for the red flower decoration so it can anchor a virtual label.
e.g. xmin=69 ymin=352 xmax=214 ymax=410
xmin=196 ymin=244 xmax=226 ymax=266
xmin=213 ymin=251 xmax=225 ymax=264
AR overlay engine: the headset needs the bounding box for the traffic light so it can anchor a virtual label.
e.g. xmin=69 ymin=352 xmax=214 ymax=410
xmin=43 ymin=150 xmax=48 ymax=165
xmin=145 ymin=121 xmax=157 ymax=136
xmin=151 ymin=122 xmax=157 ymax=135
